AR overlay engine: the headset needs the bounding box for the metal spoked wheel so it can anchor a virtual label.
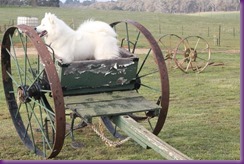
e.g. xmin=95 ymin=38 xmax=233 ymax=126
xmin=101 ymin=20 xmax=169 ymax=136
xmin=158 ymin=34 xmax=183 ymax=69
xmin=1 ymin=25 xmax=65 ymax=158
xmin=173 ymin=36 xmax=211 ymax=73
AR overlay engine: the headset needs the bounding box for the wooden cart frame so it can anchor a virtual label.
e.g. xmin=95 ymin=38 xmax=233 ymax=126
xmin=1 ymin=20 xmax=191 ymax=160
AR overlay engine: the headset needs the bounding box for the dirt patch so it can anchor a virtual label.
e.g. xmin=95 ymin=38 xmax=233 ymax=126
xmin=0 ymin=47 xmax=38 ymax=57
xmin=14 ymin=48 xmax=38 ymax=57
xmin=222 ymin=50 xmax=240 ymax=54
xmin=0 ymin=46 xmax=240 ymax=58
xmin=210 ymin=50 xmax=240 ymax=54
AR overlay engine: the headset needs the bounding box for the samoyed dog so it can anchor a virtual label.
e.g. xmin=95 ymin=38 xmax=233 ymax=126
xmin=35 ymin=13 xmax=120 ymax=63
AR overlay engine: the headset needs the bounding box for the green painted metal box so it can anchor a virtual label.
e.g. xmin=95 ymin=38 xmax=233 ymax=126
xmin=56 ymin=55 xmax=139 ymax=96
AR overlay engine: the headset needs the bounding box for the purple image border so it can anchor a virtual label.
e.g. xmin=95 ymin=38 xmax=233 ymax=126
xmin=0 ymin=1 xmax=243 ymax=164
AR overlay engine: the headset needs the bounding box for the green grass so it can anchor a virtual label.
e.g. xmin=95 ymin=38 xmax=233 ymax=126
xmin=163 ymin=53 xmax=240 ymax=160
xmin=0 ymin=7 xmax=240 ymax=160
xmin=0 ymin=7 xmax=240 ymax=50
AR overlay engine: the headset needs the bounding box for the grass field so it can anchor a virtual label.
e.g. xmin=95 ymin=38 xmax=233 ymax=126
xmin=0 ymin=7 xmax=241 ymax=160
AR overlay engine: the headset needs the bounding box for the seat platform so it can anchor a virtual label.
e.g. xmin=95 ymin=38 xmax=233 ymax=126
xmin=64 ymin=90 xmax=160 ymax=118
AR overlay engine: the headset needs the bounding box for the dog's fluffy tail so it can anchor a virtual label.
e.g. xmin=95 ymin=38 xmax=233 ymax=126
xmin=77 ymin=20 xmax=117 ymax=37
xmin=77 ymin=19 xmax=120 ymax=60
xmin=94 ymin=35 xmax=120 ymax=60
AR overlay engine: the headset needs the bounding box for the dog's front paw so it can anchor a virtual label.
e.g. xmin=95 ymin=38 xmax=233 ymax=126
xmin=57 ymin=58 xmax=64 ymax=66
xmin=57 ymin=58 xmax=63 ymax=63
xmin=57 ymin=58 xmax=70 ymax=67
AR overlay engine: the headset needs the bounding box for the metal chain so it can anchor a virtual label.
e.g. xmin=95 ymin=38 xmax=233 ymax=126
xmin=88 ymin=119 xmax=130 ymax=147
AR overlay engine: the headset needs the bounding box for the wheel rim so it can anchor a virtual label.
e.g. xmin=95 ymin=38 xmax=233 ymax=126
xmin=173 ymin=36 xmax=211 ymax=73
xmin=158 ymin=34 xmax=183 ymax=69
xmin=102 ymin=20 xmax=169 ymax=136
xmin=1 ymin=25 xmax=65 ymax=158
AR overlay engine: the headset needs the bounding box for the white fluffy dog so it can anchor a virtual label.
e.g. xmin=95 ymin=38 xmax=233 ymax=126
xmin=35 ymin=13 xmax=120 ymax=63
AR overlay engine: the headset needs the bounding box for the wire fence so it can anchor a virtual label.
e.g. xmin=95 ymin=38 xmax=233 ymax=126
xmin=152 ymin=23 xmax=240 ymax=51
xmin=0 ymin=17 xmax=240 ymax=52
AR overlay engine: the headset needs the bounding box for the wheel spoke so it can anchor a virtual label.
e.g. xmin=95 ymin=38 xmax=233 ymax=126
xmin=26 ymin=102 xmax=53 ymax=150
xmin=40 ymin=97 xmax=56 ymax=132
xmin=24 ymin=103 xmax=37 ymax=151
xmin=147 ymin=118 xmax=154 ymax=131
xmin=2 ymin=25 xmax=65 ymax=158
xmin=24 ymin=102 xmax=36 ymax=141
xmin=28 ymin=97 xmax=55 ymax=117
xmin=140 ymin=83 xmax=161 ymax=93
xmin=182 ymin=39 xmax=190 ymax=50
xmin=137 ymin=48 xmax=152 ymax=76
xmin=132 ymin=31 xmax=141 ymax=54
xmin=108 ymin=20 xmax=169 ymax=136
xmin=6 ymin=47 xmax=23 ymax=86
xmin=6 ymin=70 xmax=20 ymax=87
xmin=138 ymin=69 xmax=158 ymax=78
xmin=15 ymin=102 xmax=22 ymax=119
xmin=186 ymin=58 xmax=192 ymax=72
xmin=193 ymin=37 xmax=200 ymax=51
xmin=196 ymin=56 xmax=208 ymax=62
xmin=27 ymin=68 xmax=45 ymax=92
xmin=125 ymin=23 xmax=131 ymax=52
xmin=6 ymin=48 xmax=36 ymax=85
xmin=18 ymin=29 xmax=39 ymax=80
xmin=174 ymin=36 xmax=211 ymax=73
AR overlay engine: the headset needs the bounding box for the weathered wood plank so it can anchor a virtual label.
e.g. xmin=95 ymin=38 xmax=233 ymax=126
xmin=64 ymin=91 xmax=160 ymax=118
xmin=112 ymin=115 xmax=192 ymax=160
xmin=56 ymin=56 xmax=139 ymax=96
xmin=64 ymin=90 xmax=143 ymax=104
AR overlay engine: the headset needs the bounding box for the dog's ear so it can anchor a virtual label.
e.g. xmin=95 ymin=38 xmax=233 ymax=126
xmin=46 ymin=13 xmax=56 ymax=25
xmin=45 ymin=12 xmax=50 ymax=17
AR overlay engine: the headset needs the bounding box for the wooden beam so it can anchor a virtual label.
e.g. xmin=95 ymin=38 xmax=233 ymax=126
xmin=112 ymin=115 xmax=192 ymax=160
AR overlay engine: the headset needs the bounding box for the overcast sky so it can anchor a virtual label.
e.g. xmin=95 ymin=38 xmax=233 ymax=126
xmin=60 ymin=0 xmax=112 ymax=2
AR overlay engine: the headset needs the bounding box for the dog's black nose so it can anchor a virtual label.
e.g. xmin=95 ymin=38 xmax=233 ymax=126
xmin=34 ymin=27 xmax=37 ymax=30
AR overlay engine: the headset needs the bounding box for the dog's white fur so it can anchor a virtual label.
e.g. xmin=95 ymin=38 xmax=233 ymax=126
xmin=35 ymin=13 xmax=120 ymax=63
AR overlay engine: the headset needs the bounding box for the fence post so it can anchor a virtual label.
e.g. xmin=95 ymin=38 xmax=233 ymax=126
xmin=218 ymin=25 xmax=221 ymax=46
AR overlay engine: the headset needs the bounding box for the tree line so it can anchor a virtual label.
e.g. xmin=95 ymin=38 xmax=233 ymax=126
xmin=0 ymin=0 xmax=59 ymax=7
xmin=86 ymin=0 xmax=240 ymax=13
xmin=0 ymin=0 xmax=240 ymax=13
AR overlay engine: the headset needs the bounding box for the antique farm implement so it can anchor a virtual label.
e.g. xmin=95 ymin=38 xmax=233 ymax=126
xmin=1 ymin=20 xmax=191 ymax=160
xmin=158 ymin=34 xmax=211 ymax=73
